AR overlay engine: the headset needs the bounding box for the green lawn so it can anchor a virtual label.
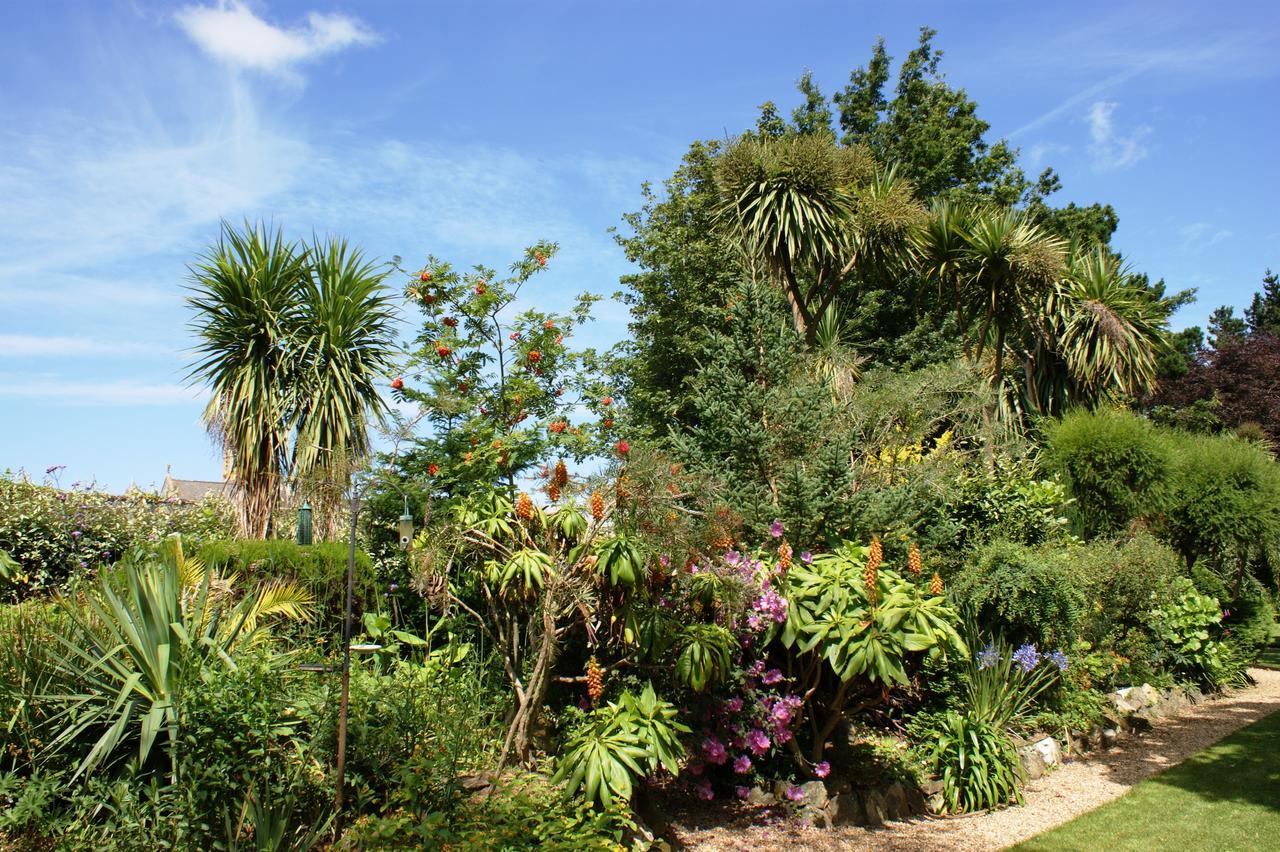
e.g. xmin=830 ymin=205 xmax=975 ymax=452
xmin=1016 ymin=709 xmax=1280 ymax=852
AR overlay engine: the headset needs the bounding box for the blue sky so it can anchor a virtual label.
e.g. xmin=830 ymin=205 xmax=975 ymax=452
xmin=1 ymin=0 xmax=1276 ymax=492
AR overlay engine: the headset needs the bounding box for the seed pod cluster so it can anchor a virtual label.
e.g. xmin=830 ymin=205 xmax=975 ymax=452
xmin=586 ymin=656 xmax=604 ymax=703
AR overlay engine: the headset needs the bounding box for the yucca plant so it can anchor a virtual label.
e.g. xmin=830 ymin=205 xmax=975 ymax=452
xmin=35 ymin=538 xmax=313 ymax=781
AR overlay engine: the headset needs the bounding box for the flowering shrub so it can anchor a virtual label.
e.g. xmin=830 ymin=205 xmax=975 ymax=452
xmin=0 ymin=471 xmax=234 ymax=599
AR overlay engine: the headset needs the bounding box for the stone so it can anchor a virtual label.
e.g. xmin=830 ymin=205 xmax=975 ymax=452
xmin=798 ymin=780 xmax=829 ymax=810
xmin=920 ymin=778 xmax=945 ymax=814
xmin=1018 ymin=745 xmax=1047 ymax=780
xmin=883 ymin=782 xmax=909 ymax=819
xmin=1030 ymin=736 xmax=1062 ymax=769
xmin=1101 ymin=727 xmax=1119 ymax=749
xmin=828 ymin=791 xmax=865 ymax=826
xmin=863 ymin=789 xmax=889 ymax=826
xmin=748 ymin=785 xmax=776 ymax=806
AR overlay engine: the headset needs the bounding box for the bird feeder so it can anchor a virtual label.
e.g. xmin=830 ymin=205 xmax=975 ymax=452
xmin=296 ymin=500 xmax=313 ymax=545
xmin=398 ymin=497 xmax=414 ymax=550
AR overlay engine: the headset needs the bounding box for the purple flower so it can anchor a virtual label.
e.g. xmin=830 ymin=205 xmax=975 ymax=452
xmin=736 ymin=785 xmax=752 ymax=799
xmin=389 ymin=583 xmax=398 ymax=592
xmin=723 ymin=697 xmax=743 ymax=714
xmin=702 ymin=736 xmax=728 ymax=764
xmin=660 ymin=554 xmax=671 ymax=568
xmin=770 ymin=519 xmax=784 ymax=538
xmin=814 ymin=761 xmax=830 ymax=778
xmin=775 ymin=726 xmax=794 ymax=744
xmin=733 ymin=754 xmax=752 ymax=774
xmin=79 ymin=561 xmax=88 ymax=568
xmin=1012 ymin=643 xmax=1041 ymax=672
xmin=747 ymin=729 xmax=771 ymax=755
xmin=71 ymin=530 xmax=82 ymax=538
xmin=1049 ymin=650 xmax=1069 ymax=672
xmin=770 ymin=703 xmax=792 ymax=725
xmin=800 ymin=551 xmax=813 ymax=564
xmin=785 ymin=785 xmax=804 ymax=802
xmin=45 ymin=465 xmax=64 ymax=475
xmin=696 ymin=779 xmax=714 ymax=801
xmin=977 ymin=643 xmax=999 ymax=670
xmin=762 ymin=668 xmax=784 ymax=686
xmin=749 ymin=660 xmax=766 ymax=676
xmin=724 ymin=550 xmax=741 ymax=566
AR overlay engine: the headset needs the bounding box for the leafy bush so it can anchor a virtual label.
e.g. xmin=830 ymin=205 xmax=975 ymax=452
xmin=952 ymin=540 xmax=1084 ymax=649
xmin=552 ymin=683 xmax=687 ymax=808
xmin=337 ymin=774 xmax=633 ymax=850
xmin=1065 ymin=533 xmax=1184 ymax=653
xmin=779 ymin=541 xmax=964 ymax=760
xmin=1043 ymin=408 xmax=1171 ymax=537
xmin=0 ymin=473 xmax=233 ymax=599
xmin=310 ymin=655 xmax=501 ymax=815
xmin=1149 ymin=578 xmax=1225 ymax=687
xmin=1162 ymin=432 xmax=1280 ymax=568
xmin=197 ymin=539 xmax=377 ymax=626
xmin=946 ymin=457 xmax=1073 ymax=548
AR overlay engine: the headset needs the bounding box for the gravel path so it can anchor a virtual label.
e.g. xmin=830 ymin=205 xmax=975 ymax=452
xmin=677 ymin=667 xmax=1280 ymax=851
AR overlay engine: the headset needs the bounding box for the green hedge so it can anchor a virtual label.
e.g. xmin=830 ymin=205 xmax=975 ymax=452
xmin=196 ymin=539 xmax=377 ymax=620
xmin=1043 ymin=408 xmax=1171 ymax=538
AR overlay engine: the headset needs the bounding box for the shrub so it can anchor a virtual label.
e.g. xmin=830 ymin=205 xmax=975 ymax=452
xmin=1148 ymin=578 xmax=1225 ymax=687
xmin=1162 ymin=432 xmax=1280 ymax=569
xmin=1043 ymin=408 xmax=1171 ymax=537
xmin=0 ymin=473 xmax=234 ymax=600
xmin=952 ymin=540 xmax=1084 ymax=649
xmin=945 ymin=457 xmax=1073 ymax=549
xmin=552 ymin=684 xmax=688 ymax=809
xmin=1065 ymin=533 xmax=1184 ymax=652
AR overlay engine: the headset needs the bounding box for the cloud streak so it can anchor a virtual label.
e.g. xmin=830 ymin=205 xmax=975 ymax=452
xmin=0 ymin=379 xmax=204 ymax=406
xmin=1086 ymin=101 xmax=1149 ymax=171
xmin=0 ymin=335 xmax=171 ymax=357
xmin=175 ymin=1 xmax=376 ymax=77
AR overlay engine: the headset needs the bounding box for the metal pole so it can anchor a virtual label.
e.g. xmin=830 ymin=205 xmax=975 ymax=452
xmin=334 ymin=485 xmax=359 ymax=825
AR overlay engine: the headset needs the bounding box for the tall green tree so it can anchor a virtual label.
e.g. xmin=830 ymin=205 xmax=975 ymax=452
xmin=1245 ymin=269 xmax=1280 ymax=336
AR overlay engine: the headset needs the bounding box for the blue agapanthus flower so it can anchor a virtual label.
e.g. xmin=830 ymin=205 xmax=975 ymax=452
xmin=1048 ymin=650 xmax=1069 ymax=672
xmin=1012 ymin=643 xmax=1041 ymax=672
xmin=977 ymin=643 xmax=999 ymax=670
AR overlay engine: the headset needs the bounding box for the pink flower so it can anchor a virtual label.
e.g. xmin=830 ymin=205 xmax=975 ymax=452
xmin=785 ymin=785 xmax=804 ymax=802
xmin=775 ymin=726 xmax=794 ymax=744
xmin=702 ymin=736 xmax=728 ymax=765
xmin=735 ymin=785 xmax=752 ymax=799
xmin=800 ymin=551 xmax=813 ymax=564
xmin=770 ymin=519 xmax=784 ymax=538
xmin=733 ymin=754 xmax=753 ymax=774
xmin=762 ymin=668 xmax=784 ymax=686
xmin=814 ymin=761 xmax=830 ymax=778
xmin=724 ymin=550 xmax=742 ymax=565
xmin=696 ymin=779 xmax=714 ymax=801
xmin=747 ymin=729 xmax=772 ymax=755
xmin=770 ymin=703 xmax=792 ymax=725
xmin=723 ymin=697 xmax=743 ymax=714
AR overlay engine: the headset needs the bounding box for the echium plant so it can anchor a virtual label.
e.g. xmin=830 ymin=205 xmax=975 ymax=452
xmin=391 ymin=243 xmax=614 ymax=502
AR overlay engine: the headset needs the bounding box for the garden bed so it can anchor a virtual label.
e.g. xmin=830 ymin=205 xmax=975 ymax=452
xmin=672 ymin=668 xmax=1280 ymax=850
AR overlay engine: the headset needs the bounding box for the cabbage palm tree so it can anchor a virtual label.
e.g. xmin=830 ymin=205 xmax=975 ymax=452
xmin=187 ymin=223 xmax=398 ymax=538
xmin=291 ymin=238 xmax=398 ymax=537
xmin=915 ymin=204 xmax=1065 ymax=413
xmin=1027 ymin=248 xmax=1171 ymax=412
xmin=716 ymin=135 xmax=921 ymax=346
xmin=188 ymin=222 xmax=307 ymax=538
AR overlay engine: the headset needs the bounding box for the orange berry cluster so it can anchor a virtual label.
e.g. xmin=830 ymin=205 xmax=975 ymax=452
xmin=515 ymin=492 xmax=533 ymax=521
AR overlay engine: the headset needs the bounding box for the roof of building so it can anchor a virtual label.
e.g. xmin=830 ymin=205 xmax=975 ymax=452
xmin=161 ymin=467 xmax=235 ymax=503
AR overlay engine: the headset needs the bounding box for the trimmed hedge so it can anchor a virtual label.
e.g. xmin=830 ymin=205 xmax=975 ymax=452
xmin=196 ymin=539 xmax=377 ymax=621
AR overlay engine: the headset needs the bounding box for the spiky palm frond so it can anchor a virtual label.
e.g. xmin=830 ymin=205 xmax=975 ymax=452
xmin=811 ymin=304 xmax=866 ymax=401
xmin=239 ymin=579 xmax=316 ymax=637
xmin=1041 ymin=248 xmax=1170 ymax=408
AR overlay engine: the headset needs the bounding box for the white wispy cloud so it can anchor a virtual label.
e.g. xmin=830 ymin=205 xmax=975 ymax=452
xmin=1087 ymin=101 xmax=1150 ymax=171
xmin=0 ymin=335 xmax=171 ymax=357
xmin=175 ymin=1 xmax=376 ymax=77
xmin=0 ymin=379 xmax=204 ymax=406
xmin=1178 ymin=222 xmax=1233 ymax=250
